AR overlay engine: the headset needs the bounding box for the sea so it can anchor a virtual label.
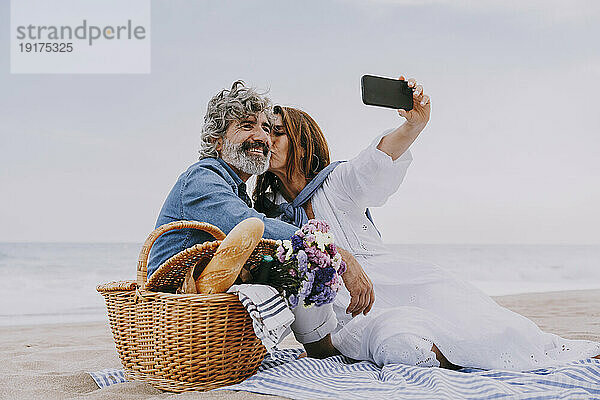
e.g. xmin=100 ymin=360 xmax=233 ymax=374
xmin=1 ymin=243 xmax=599 ymax=327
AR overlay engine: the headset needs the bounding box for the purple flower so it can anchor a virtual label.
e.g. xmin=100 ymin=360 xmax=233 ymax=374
xmin=308 ymin=284 xmax=336 ymax=307
xmin=267 ymin=220 xmax=341 ymax=309
xmin=276 ymin=245 xmax=286 ymax=263
xmin=302 ymin=223 xmax=317 ymax=235
xmin=288 ymin=294 xmax=299 ymax=309
xmin=291 ymin=235 xmax=304 ymax=252
xmin=297 ymin=250 xmax=308 ymax=272
xmin=338 ymin=260 xmax=347 ymax=275
xmin=309 ymin=219 xmax=330 ymax=233
xmin=327 ymin=243 xmax=337 ymax=256
xmin=305 ymin=247 xmax=331 ymax=268
xmin=303 ymin=234 xmax=316 ymax=246
xmin=299 ymin=271 xmax=314 ymax=298
xmin=315 ymin=267 xmax=336 ymax=283
xmin=329 ymin=274 xmax=342 ymax=291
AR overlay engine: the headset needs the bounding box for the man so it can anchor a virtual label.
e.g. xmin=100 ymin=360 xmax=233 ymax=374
xmin=148 ymin=81 xmax=373 ymax=358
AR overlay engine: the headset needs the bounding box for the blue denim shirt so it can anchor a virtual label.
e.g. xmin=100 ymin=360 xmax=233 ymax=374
xmin=147 ymin=157 xmax=297 ymax=277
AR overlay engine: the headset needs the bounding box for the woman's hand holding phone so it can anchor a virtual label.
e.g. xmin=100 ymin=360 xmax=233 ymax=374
xmin=372 ymin=74 xmax=431 ymax=160
xmin=397 ymin=75 xmax=431 ymax=132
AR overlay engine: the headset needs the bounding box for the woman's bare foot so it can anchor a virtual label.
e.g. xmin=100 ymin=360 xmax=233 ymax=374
xmin=297 ymin=351 xmax=307 ymax=359
xmin=593 ymin=354 xmax=600 ymax=359
xmin=432 ymin=344 xmax=461 ymax=370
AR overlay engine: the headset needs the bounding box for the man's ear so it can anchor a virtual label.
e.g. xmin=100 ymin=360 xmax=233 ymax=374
xmin=215 ymin=137 xmax=223 ymax=154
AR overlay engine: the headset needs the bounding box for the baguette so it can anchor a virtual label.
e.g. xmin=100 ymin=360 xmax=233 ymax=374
xmin=195 ymin=217 xmax=264 ymax=293
xmin=180 ymin=267 xmax=198 ymax=294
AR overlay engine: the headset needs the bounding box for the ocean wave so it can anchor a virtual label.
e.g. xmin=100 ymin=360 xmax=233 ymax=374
xmin=1 ymin=243 xmax=599 ymax=326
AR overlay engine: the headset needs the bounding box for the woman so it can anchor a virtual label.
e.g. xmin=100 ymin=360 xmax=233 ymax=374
xmin=253 ymin=76 xmax=600 ymax=370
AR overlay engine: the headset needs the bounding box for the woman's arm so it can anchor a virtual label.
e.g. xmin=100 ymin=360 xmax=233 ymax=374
xmin=325 ymin=76 xmax=430 ymax=209
xmin=376 ymin=76 xmax=431 ymax=160
xmin=325 ymin=76 xmax=431 ymax=208
xmin=326 ymin=132 xmax=412 ymax=209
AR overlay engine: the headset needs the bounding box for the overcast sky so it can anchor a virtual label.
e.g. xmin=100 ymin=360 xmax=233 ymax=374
xmin=1 ymin=0 xmax=599 ymax=244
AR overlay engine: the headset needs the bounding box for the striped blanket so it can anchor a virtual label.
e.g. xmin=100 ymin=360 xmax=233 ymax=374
xmin=90 ymin=348 xmax=600 ymax=399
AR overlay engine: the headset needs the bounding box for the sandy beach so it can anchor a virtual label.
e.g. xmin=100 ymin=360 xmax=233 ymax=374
xmin=1 ymin=289 xmax=599 ymax=400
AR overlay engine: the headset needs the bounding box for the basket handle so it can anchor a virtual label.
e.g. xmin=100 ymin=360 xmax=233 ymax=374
xmin=136 ymin=220 xmax=226 ymax=287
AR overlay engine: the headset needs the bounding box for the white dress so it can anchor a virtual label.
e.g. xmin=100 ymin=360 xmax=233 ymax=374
xmin=307 ymin=130 xmax=600 ymax=370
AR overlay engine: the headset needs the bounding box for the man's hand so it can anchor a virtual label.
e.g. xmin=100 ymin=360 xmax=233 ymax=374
xmin=338 ymin=248 xmax=375 ymax=317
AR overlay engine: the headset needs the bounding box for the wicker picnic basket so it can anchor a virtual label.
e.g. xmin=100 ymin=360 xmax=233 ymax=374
xmin=97 ymin=220 xmax=278 ymax=392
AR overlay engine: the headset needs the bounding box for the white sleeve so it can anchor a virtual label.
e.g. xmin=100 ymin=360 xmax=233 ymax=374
xmin=327 ymin=129 xmax=413 ymax=209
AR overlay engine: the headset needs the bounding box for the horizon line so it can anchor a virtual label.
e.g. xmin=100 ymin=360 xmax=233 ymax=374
xmin=1 ymin=241 xmax=599 ymax=246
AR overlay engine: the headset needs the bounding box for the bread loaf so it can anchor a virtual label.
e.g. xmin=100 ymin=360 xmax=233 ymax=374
xmin=195 ymin=218 xmax=264 ymax=293
xmin=179 ymin=267 xmax=198 ymax=294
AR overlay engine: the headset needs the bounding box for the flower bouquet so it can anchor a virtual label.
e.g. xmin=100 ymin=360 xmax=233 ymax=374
xmin=250 ymin=219 xmax=346 ymax=309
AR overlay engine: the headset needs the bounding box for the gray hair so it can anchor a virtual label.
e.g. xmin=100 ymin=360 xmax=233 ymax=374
xmin=199 ymin=80 xmax=271 ymax=159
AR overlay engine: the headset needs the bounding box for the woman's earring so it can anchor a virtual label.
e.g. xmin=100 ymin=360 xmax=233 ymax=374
xmin=311 ymin=154 xmax=320 ymax=173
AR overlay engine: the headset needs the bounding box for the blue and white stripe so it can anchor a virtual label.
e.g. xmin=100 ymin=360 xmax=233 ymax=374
xmin=221 ymin=351 xmax=600 ymax=399
xmin=90 ymin=349 xmax=600 ymax=399
xmin=229 ymin=284 xmax=295 ymax=353
xmin=88 ymin=368 xmax=126 ymax=388
xmin=241 ymin=292 xmax=288 ymax=322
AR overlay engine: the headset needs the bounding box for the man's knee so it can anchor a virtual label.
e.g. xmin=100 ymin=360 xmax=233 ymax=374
xmin=290 ymin=302 xmax=337 ymax=345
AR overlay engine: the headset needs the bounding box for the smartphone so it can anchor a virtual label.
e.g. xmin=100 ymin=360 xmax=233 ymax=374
xmin=361 ymin=74 xmax=413 ymax=111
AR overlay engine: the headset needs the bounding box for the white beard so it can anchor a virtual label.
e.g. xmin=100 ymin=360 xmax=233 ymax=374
xmin=220 ymin=139 xmax=271 ymax=176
